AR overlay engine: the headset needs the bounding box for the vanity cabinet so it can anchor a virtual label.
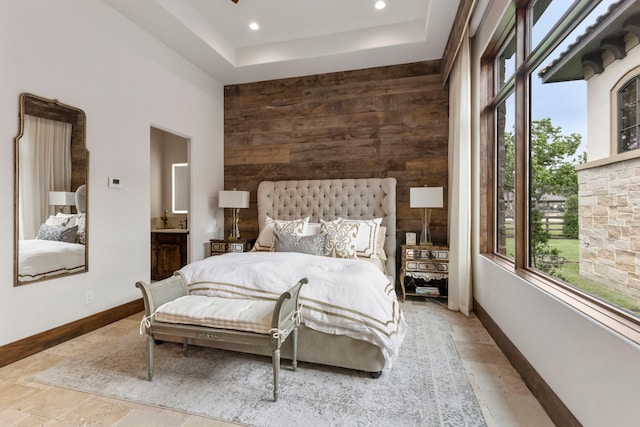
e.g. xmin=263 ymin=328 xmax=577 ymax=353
xmin=151 ymin=231 xmax=188 ymax=281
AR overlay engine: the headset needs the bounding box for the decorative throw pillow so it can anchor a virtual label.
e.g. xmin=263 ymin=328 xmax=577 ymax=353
xmin=44 ymin=215 xmax=70 ymax=227
xmin=337 ymin=217 xmax=382 ymax=259
xmin=36 ymin=224 xmax=78 ymax=243
xmin=55 ymin=212 xmax=78 ymax=226
xmin=251 ymin=216 xmax=309 ymax=251
xmin=320 ymin=219 xmax=359 ymax=259
xmin=273 ymin=231 xmax=326 ymax=256
xmin=76 ymin=213 xmax=86 ymax=244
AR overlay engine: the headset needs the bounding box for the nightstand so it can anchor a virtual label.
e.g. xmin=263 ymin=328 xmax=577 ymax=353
xmin=209 ymin=238 xmax=254 ymax=256
xmin=399 ymin=244 xmax=449 ymax=301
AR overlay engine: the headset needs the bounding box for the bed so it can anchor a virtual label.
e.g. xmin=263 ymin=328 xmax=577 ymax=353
xmin=17 ymin=185 xmax=87 ymax=283
xmin=18 ymin=239 xmax=85 ymax=282
xmin=170 ymin=178 xmax=405 ymax=375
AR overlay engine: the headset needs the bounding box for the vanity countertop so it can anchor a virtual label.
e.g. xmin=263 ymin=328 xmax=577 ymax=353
xmin=152 ymin=228 xmax=189 ymax=234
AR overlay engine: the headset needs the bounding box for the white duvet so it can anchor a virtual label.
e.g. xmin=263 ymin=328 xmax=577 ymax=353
xmin=18 ymin=239 xmax=85 ymax=282
xmin=180 ymin=251 xmax=407 ymax=368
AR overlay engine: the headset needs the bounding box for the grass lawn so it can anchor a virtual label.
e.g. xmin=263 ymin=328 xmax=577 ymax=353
xmin=504 ymin=238 xmax=640 ymax=315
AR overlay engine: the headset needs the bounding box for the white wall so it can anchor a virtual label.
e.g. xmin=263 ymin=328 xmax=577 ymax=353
xmin=0 ymin=0 xmax=224 ymax=345
xmin=471 ymin=1 xmax=640 ymax=426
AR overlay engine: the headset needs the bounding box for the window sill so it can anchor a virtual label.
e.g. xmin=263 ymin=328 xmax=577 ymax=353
xmin=575 ymin=149 xmax=640 ymax=171
xmin=481 ymin=253 xmax=640 ymax=345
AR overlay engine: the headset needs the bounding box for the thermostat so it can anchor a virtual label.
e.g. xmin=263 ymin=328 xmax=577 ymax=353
xmin=108 ymin=176 xmax=122 ymax=188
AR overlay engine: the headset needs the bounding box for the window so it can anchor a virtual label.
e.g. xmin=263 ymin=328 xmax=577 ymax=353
xmin=619 ymin=76 xmax=639 ymax=153
xmin=483 ymin=0 xmax=640 ymax=334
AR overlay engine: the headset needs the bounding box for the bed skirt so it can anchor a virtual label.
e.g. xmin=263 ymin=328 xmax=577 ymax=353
xmin=154 ymin=324 xmax=386 ymax=374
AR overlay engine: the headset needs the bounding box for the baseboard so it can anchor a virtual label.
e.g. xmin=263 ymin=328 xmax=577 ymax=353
xmin=0 ymin=298 xmax=144 ymax=368
xmin=473 ymin=299 xmax=581 ymax=427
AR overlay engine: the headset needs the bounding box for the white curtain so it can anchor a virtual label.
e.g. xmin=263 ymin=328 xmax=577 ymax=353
xmin=447 ymin=30 xmax=473 ymax=315
xmin=19 ymin=115 xmax=72 ymax=239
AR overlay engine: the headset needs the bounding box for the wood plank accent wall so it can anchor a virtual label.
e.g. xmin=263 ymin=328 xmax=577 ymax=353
xmin=224 ymin=60 xmax=449 ymax=261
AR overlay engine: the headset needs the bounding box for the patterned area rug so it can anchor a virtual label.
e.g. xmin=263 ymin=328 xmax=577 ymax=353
xmin=30 ymin=310 xmax=486 ymax=427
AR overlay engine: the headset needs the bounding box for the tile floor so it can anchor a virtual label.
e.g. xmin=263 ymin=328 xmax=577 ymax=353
xmin=0 ymin=299 xmax=555 ymax=426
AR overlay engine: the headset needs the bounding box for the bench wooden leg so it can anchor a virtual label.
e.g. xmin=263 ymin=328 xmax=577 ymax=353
xmin=272 ymin=347 xmax=280 ymax=402
xmin=147 ymin=335 xmax=155 ymax=381
xmin=292 ymin=326 xmax=298 ymax=372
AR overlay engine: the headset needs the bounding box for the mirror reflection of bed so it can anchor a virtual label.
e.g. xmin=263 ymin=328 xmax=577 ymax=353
xmin=14 ymin=93 xmax=89 ymax=286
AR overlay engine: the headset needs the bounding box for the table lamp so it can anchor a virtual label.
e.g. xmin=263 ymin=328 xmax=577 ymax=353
xmin=410 ymin=186 xmax=443 ymax=245
xmin=219 ymin=189 xmax=250 ymax=240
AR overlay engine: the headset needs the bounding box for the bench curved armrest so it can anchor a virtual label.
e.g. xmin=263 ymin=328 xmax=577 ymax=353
xmin=271 ymin=278 xmax=307 ymax=341
xmin=135 ymin=271 xmax=188 ymax=317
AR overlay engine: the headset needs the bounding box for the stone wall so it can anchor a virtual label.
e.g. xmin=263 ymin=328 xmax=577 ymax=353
xmin=578 ymin=157 xmax=640 ymax=299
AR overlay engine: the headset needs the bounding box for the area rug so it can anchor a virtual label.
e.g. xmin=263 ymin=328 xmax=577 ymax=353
xmin=30 ymin=310 xmax=486 ymax=427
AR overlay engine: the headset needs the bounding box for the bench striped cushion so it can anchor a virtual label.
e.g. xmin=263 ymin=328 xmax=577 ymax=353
xmin=155 ymin=295 xmax=274 ymax=334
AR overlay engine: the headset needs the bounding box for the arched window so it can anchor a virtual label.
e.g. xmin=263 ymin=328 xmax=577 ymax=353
xmin=618 ymin=75 xmax=640 ymax=153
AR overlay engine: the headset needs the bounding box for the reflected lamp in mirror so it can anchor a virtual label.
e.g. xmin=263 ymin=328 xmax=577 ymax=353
xmin=49 ymin=191 xmax=76 ymax=213
xmin=219 ymin=190 xmax=250 ymax=240
xmin=410 ymin=186 xmax=443 ymax=245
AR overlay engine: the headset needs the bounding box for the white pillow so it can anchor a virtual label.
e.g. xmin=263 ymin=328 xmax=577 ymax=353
xmin=55 ymin=212 xmax=78 ymax=226
xmin=320 ymin=219 xmax=359 ymax=259
xmin=304 ymin=222 xmax=322 ymax=236
xmin=337 ymin=217 xmax=382 ymax=259
xmin=251 ymin=216 xmax=309 ymax=252
xmin=45 ymin=215 xmax=70 ymax=227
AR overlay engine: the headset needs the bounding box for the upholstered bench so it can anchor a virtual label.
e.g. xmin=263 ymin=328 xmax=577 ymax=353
xmin=136 ymin=272 xmax=307 ymax=401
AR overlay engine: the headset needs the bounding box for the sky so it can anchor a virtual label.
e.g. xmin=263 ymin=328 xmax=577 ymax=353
xmin=507 ymin=0 xmax=619 ymax=160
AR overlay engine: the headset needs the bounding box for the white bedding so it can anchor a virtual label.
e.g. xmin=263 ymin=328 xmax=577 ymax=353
xmin=180 ymin=251 xmax=407 ymax=368
xmin=18 ymin=239 xmax=85 ymax=282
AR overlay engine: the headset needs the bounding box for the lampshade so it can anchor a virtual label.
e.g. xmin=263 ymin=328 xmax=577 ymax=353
xmin=410 ymin=187 xmax=443 ymax=208
xmin=49 ymin=191 xmax=76 ymax=206
xmin=219 ymin=190 xmax=250 ymax=208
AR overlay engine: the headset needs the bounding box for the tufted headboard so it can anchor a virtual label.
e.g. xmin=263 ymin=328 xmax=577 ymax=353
xmin=257 ymin=178 xmax=397 ymax=281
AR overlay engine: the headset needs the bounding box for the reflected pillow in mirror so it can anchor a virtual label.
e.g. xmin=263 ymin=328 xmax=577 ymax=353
xmin=36 ymin=224 xmax=78 ymax=243
xmin=273 ymin=231 xmax=326 ymax=256
xmin=44 ymin=215 xmax=71 ymax=227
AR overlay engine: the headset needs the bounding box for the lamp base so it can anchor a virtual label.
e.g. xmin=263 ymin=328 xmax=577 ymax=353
xmin=420 ymin=208 xmax=433 ymax=245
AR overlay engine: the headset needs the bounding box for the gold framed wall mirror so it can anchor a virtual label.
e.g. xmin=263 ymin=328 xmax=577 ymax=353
xmin=14 ymin=93 xmax=89 ymax=286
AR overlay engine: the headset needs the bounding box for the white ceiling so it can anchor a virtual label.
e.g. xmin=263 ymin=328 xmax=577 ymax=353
xmin=103 ymin=0 xmax=460 ymax=85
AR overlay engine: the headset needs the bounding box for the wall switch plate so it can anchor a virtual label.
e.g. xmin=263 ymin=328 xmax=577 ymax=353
xmin=108 ymin=176 xmax=122 ymax=188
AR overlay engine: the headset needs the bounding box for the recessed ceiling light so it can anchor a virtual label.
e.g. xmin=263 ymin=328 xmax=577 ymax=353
xmin=375 ymin=1 xmax=386 ymax=10
xmin=249 ymin=22 xmax=259 ymax=31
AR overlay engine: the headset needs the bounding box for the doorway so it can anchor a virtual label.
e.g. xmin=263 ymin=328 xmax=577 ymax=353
xmin=150 ymin=126 xmax=190 ymax=280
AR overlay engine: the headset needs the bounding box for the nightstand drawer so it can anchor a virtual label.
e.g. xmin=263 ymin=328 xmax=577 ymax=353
xmin=405 ymin=261 xmax=448 ymax=272
xmin=405 ymin=248 xmax=449 ymax=261
xmin=211 ymin=242 xmax=226 ymax=252
xmin=210 ymin=238 xmax=254 ymax=256
xmin=227 ymin=242 xmax=246 ymax=252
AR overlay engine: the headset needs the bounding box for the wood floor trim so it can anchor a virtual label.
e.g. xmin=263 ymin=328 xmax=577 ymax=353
xmin=0 ymin=298 xmax=144 ymax=368
xmin=473 ymin=299 xmax=582 ymax=427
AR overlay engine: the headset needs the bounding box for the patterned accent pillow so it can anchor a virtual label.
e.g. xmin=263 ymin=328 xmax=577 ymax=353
xmin=36 ymin=224 xmax=78 ymax=243
xmin=44 ymin=215 xmax=70 ymax=227
xmin=251 ymin=216 xmax=309 ymax=251
xmin=272 ymin=231 xmax=326 ymax=256
xmin=76 ymin=213 xmax=86 ymax=244
xmin=337 ymin=217 xmax=382 ymax=259
xmin=320 ymin=219 xmax=359 ymax=259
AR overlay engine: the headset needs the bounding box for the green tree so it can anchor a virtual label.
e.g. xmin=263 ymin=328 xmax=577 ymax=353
xmin=529 ymin=117 xmax=582 ymax=199
xmin=504 ymin=117 xmax=583 ymax=272
xmin=563 ymin=194 xmax=579 ymax=239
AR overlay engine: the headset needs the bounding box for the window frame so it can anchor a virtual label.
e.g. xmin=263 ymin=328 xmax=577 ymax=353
xmin=480 ymin=0 xmax=640 ymax=344
xmin=618 ymin=75 xmax=640 ymax=153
